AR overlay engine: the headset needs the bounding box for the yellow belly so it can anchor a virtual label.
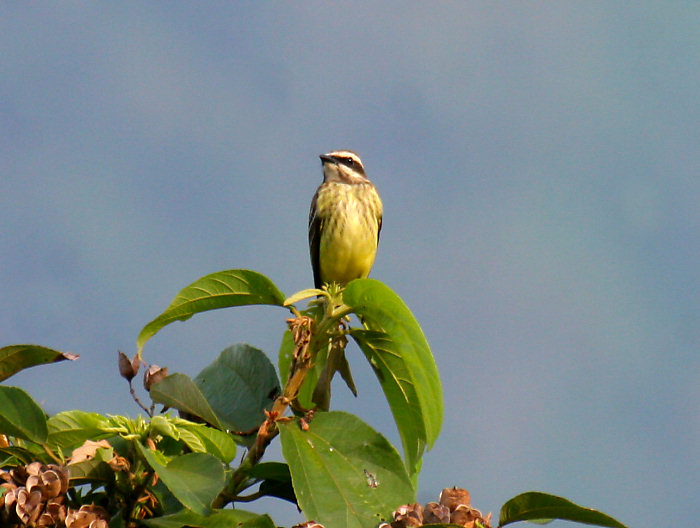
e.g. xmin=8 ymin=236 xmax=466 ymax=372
xmin=317 ymin=183 xmax=381 ymax=285
xmin=320 ymin=222 xmax=377 ymax=283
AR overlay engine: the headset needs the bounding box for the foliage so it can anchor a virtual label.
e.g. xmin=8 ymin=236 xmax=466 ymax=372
xmin=0 ymin=270 xmax=627 ymax=528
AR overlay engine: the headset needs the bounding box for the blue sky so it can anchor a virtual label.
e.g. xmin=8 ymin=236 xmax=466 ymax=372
xmin=1 ymin=4 xmax=698 ymax=527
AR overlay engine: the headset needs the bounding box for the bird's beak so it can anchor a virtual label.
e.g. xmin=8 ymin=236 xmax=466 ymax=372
xmin=319 ymin=153 xmax=336 ymax=164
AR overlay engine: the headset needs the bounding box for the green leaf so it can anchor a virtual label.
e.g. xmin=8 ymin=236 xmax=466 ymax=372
xmin=249 ymin=461 xmax=291 ymax=480
xmin=173 ymin=420 xmax=237 ymax=464
xmin=283 ymin=288 xmax=324 ymax=306
xmin=0 ymin=386 xmax=47 ymax=444
xmin=98 ymin=415 xmax=132 ymax=436
xmin=149 ymin=478 xmax=185 ymax=516
xmin=149 ymin=373 xmax=224 ymax=430
xmin=142 ymin=508 xmax=272 ymax=528
xmin=47 ymin=411 xmax=110 ymax=453
xmin=0 ymin=345 xmax=79 ymax=382
xmin=194 ymin=344 xmax=280 ymax=432
xmin=151 ymin=415 xmax=180 ymax=441
xmin=250 ymin=462 xmax=297 ymax=505
xmin=0 ymin=446 xmax=40 ymax=465
xmin=137 ymin=269 xmax=286 ymax=355
xmin=350 ymin=329 xmax=426 ymax=476
xmin=499 ymin=492 xmax=628 ymax=528
xmin=279 ymin=411 xmax=414 ymax=528
xmin=173 ymin=426 xmax=204 ymax=452
xmin=343 ymin=279 xmax=443 ymax=470
xmin=137 ymin=445 xmax=225 ymax=516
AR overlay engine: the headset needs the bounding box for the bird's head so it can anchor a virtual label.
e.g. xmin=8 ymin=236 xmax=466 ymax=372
xmin=320 ymin=150 xmax=368 ymax=184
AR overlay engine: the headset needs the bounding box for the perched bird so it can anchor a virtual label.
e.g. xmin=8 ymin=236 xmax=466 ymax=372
xmin=308 ymin=150 xmax=383 ymax=289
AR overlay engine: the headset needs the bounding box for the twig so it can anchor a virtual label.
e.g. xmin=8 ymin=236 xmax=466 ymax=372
xmin=212 ymin=315 xmax=318 ymax=508
xmin=128 ymin=380 xmax=152 ymax=417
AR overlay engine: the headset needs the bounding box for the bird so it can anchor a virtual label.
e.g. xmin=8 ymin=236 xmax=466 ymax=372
xmin=308 ymin=150 xmax=383 ymax=290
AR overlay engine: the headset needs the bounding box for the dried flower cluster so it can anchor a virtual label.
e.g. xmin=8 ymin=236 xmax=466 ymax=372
xmin=291 ymin=487 xmax=490 ymax=528
xmin=0 ymin=462 xmax=108 ymax=528
xmin=381 ymin=487 xmax=492 ymax=528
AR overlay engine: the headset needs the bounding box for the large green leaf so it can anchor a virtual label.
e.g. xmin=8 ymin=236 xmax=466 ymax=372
xmin=194 ymin=344 xmax=280 ymax=432
xmin=47 ymin=410 xmax=110 ymax=453
xmin=137 ymin=269 xmax=286 ymax=355
xmin=137 ymin=445 xmax=225 ymax=516
xmin=0 ymin=386 xmax=47 ymax=444
xmin=343 ymin=280 xmax=442 ymax=462
xmin=143 ymin=509 xmax=275 ymax=528
xmin=350 ymin=329 xmax=426 ymax=476
xmin=279 ymin=411 xmax=414 ymax=528
xmin=149 ymin=373 xmax=224 ymax=430
xmin=499 ymin=492 xmax=628 ymax=528
xmin=0 ymin=345 xmax=79 ymax=382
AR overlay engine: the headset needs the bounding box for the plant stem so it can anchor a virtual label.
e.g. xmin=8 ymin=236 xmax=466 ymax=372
xmin=128 ymin=380 xmax=152 ymax=417
xmin=212 ymin=315 xmax=319 ymax=508
xmin=212 ymin=305 xmax=351 ymax=509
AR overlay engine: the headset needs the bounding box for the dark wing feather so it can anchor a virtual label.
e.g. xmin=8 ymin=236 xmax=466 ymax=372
xmin=308 ymin=190 xmax=323 ymax=288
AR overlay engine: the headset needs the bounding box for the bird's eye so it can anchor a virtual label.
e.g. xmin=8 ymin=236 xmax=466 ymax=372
xmin=345 ymin=157 xmax=354 ymax=166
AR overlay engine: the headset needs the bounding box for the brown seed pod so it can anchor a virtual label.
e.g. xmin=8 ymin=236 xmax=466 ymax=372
xmin=15 ymin=488 xmax=43 ymax=525
xmin=391 ymin=503 xmax=423 ymax=527
xmin=423 ymin=501 xmax=451 ymax=524
xmin=65 ymin=504 xmax=109 ymax=528
xmin=439 ymin=486 xmax=471 ymax=510
xmin=143 ymin=364 xmax=169 ymax=391
xmin=118 ymin=351 xmax=139 ymax=381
